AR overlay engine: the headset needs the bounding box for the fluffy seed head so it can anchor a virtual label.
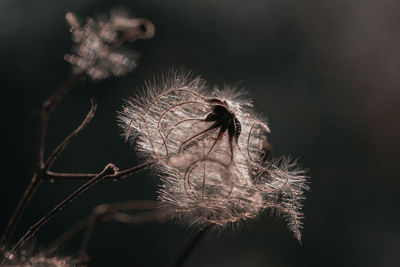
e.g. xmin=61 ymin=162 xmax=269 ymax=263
xmin=118 ymin=72 xmax=308 ymax=241
xmin=65 ymin=9 xmax=155 ymax=80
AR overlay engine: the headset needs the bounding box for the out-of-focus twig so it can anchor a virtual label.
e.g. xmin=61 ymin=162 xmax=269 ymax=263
xmin=78 ymin=200 xmax=165 ymax=262
xmin=46 ymin=200 xmax=161 ymax=255
xmin=168 ymin=226 xmax=210 ymax=267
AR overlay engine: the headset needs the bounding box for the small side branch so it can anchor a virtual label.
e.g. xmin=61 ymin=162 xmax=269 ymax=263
xmin=0 ymin=98 xmax=96 ymax=250
xmin=0 ymin=174 xmax=42 ymax=251
xmin=46 ymin=200 xmax=161 ymax=256
xmin=79 ymin=200 xmax=163 ymax=262
xmin=45 ymin=98 xmax=97 ymax=170
xmin=37 ymin=73 xmax=85 ymax=169
xmin=1 ymin=161 xmax=154 ymax=264
xmin=46 ymin=161 xmax=154 ymax=181
xmin=2 ymin=164 xmax=118 ymax=264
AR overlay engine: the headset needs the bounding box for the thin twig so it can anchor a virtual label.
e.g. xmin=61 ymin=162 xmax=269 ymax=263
xmin=0 ymin=174 xmax=43 ymax=251
xmin=0 ymin=97 xmax=95 ymax=250
xmin=45 ymin=171 xmax=99 ymax=179
xmin=168 ymin=226 xmax=210 ymax=267
xmin=1 ymin=164 xmax=118 ymax=264
xmin=45 ymin=98 xmax=97 ymax=170
xmin=79 ymin=200 xmax=161 ymax=261
xmin=109 ymin=210 xmax=164 ymax=224
xmin=45 ymin=217 xmax=89 ymax=255
xmin=45 ymin=161 xmax=154 ymax=180
xmin=38 ymin=73 xmax=85 ymax=169
xmin=80 ymin=211 xmax=165 ymax=261
xmin=1 ymin=15 xmax=156 ymax=257
xmin=46 ymin=200 xmax=159 ymax=255
xmin=2 ymin=162 xmax=153 ymax=264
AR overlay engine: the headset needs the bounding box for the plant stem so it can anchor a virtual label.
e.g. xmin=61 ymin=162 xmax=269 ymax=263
xmin=0 ymin=91 xmax=91 ymax=250
xmin=168 ymin=226 xmax=210 ymax=267
xmin=37 ymin=73 xmax=85 ymax=169
xmin=46 ymin=200 xmax=160 ymax=256
xmin=45 ymin=161 xmax=154 ymax=180
xmin=2 ymin=164 xmax=116 ymax=264
xmin=0 ymin=173 xmax=42 ymax=251
xmin=1 ymin=161 xmax=153 ymax=264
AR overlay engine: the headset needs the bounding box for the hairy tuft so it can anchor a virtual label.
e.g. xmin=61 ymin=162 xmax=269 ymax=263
xmin=118 ymin=71 xmax=309 ymax=242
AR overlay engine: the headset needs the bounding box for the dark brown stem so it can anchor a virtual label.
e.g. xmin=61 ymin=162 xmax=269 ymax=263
xmin=0 ymin=96 xmax=94 ymax=251
xmin=45 ymin=98 xmax=97 ymax=170
xmin=1 ymin=164 xmax=118 ymax=264
xmin=45 ymin=217 xmax=89 ymax=255
xmin=46 ymin=200 xmax=159 ymax=256
xmin=46 ymin=161 xmax=154 ymax=180
xmin=0 ymin=174 xmax=42 ymax=251
xmin=79 ymin=200 xmax=160 ymax=261
xmin=80 ymin=210 xmax=166 ymax=262
xmin=1 ymin=17 xmax=155 ymax=259
xmin=38 ymin=73 xmax=85 ymax=169
xmin=1 ymin=161 xmax=153 ymax=263
xmin=168 ymin=226 xmax=210 ymax=267
xmin=79 ymin=213 xmax=98 ymax=263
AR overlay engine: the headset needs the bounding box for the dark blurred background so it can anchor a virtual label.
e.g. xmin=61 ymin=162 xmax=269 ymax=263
xmin=1 ymin=0 xmax=400 ymax=266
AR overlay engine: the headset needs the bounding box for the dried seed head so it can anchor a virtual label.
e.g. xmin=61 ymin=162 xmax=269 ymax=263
xmin=65 ymin=9 xmax=154 ymax=80
xmin=3 ymin=251 xmax=75 ymax=267
xmin=118 ymin=72 xmax=309 ymax=242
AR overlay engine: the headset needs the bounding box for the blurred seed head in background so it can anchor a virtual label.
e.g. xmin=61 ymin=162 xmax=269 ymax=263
xmin=64 ymin=9 xmax=155 ymax=80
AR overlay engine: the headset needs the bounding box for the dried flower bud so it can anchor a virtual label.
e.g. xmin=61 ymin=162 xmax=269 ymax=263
xmin=65 ymin=10 xmax=155 ymax=80
xmin=118 ymin=72 xmax=308 ymax=242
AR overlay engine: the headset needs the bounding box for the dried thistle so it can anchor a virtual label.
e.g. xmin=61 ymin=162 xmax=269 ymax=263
xmin=65 ymin=9 xmax=155 ymax=80
xmin=118 ymin=72 xmax=308 ymax=242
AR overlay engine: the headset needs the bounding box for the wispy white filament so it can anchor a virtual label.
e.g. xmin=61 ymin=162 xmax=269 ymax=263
xmin=118 ymin=72 xmax=308 ymax=242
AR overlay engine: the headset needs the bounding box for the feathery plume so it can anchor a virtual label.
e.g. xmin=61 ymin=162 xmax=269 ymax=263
xmin=65 ymin=9 xmax=155 ymax=80
xmin=118 ymin=72 xmax=308 ymax=242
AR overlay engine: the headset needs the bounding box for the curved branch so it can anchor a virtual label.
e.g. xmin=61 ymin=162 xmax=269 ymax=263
xmin=37 ymin=73 xmax=85 ymax=169
xmin=45 ymin=161 xmax=154 ymax=180
xmin=45 ymin=98 xmax=97 ymax=171
xmin=2 ymin=164 xmax=118 ymax=264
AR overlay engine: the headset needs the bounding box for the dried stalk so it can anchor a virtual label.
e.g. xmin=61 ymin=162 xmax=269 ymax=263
xmin=46 ymin=200 xmax=160 ymax=255
xmin=78 ymin=200 xmax=164 ymax=262
xmin=168 ymin=226 xmax=210 ymax=267
xmin=0 ymin=74 xmax=85 ymax=250
xmin=2 ymin=162 xmax=153 ymax=264
xmin=1 ymin=17 xmax=155 ymax=250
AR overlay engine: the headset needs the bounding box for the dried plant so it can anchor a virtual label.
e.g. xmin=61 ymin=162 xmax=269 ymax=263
xmin=3 ymin=254 xmax=75 ymax=267
xmin=2 ymin=5 xmax=309 ymax=266
xmin=118 ymin=72 xmax=309 ymax=242
xmin=0 ymin=8 xmax=156 ymax=265
xmin=65 ymin=9 xmax=155 ymax=80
